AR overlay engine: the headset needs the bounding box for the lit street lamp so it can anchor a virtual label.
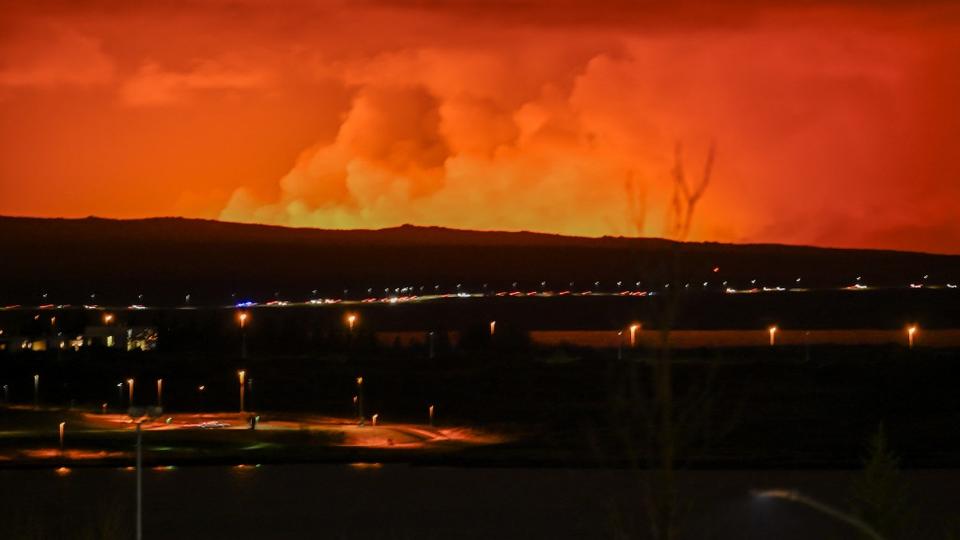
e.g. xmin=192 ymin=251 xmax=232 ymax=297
xmin=769 ymin=325 xmax=778 ymax=346
xmin=489 ymin=320 xmax=496 ymax=336
xmin=103 ymin=313 xmax=114 ymax=325
xmin=156 ymin=379 xmax=163 ymax=408
xmin=629 ymin=323 xmax=641 ymax=348
xmin=237 ymin=312 xmax=249 ymax=360
xmin=127 ymin=378 xmax=135 ymax=405
xmin=59 ymin=421 xmax=65 ymax=451
xmin=33 ymin=374 xmax=39 ymax=408
xmin=347 ymin=313 xmax=357 ymax=332
xmin=356 ymin=376 xmax=365 ymax=425
xmin=428 ymin=404 xmax=435 ymax=426
xmin=907 ymin=325 xmax=918 ymax=349
xmin=238 ymin=370 xmax=246 ymax=412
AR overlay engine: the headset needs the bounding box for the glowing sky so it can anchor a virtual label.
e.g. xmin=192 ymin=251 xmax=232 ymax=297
xmin=1 ymin=0 xmax=958 ymax=253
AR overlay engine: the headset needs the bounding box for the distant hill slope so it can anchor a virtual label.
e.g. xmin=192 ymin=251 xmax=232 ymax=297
xmin=1 ymin=216 xmax=957 ymax=305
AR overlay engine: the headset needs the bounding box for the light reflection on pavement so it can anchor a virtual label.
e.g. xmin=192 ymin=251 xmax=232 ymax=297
xmin=0 ymin=409 xmax=505 ymax=463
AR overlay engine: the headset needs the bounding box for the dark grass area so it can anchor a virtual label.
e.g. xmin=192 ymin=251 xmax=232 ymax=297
xmin=2 ymin=343 xmax=959 ymax=469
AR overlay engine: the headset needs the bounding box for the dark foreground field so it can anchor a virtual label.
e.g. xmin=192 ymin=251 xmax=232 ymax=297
xmin=3 ymin=464 xmax=960 ymax=540
xmin=2 ymin=342 xmax=959 ymax=469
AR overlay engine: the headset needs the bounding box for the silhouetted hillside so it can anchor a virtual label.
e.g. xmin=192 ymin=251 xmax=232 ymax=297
xmin=1 ymin=216 xmax=957 ymax=305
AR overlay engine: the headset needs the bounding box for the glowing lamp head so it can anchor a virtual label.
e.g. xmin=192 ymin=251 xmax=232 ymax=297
xmin=238 ymin=370 xmax=246 ymax=384
xmin=126 ymin=378 xmax=134 ymax=385
xmin=628 ymin=323 xmax=641 ymax=347
xmin=238 ymin=312 xmax=249 ymax=327
xmin=356 ymin=376 xmax=363 ymax=385
xmin=103 ymin=314 xmax=114 ymax=324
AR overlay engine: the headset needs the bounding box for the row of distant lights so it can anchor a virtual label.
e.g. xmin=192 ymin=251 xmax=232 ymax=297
xmin=9 ymin=272 xmax=958 ymax=310
xmin=233 ymin=274 xmax=956 ymax=307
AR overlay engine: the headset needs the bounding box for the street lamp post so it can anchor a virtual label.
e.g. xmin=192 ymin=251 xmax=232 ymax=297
xmin=428 ymin=404 xmax=435 ymax=426
xmin=356 ymin=376 xmax=365 ymax=425
xmin=907 ymin=325 xmax=918 ymax=349
xmin=135 ymin=421 xmax=143 ymax=540
xmin=752 ymin=489 xmax=885 ymax=540
xmin=769 ymin=325 xmax=778 ymax=347
xmin=238 ymin=312 xmax=249 ymax=360
xmin=33 ymin=374 xmax=39 ymax=408
xmin=489 ymin=321 xmax=496 ymax=337
xmin=629 ymin=324 xmax=640 ymax=348
xmin=617 ymin=331 xmax=623 ymax=360
xmin=347 ymin=314 xmax=357 ymax=333
xmin=59 ymin=421 xmax=65 ymax=451
xmin=127 ymin=378 xmax=135 ymax=406
xmin=117 ymin=382 xmax=124 ymax=409
xmin=156 ymin=379 xmax=163 ymax=408
xmin=238 ymin=370 xmax=246 ymax=413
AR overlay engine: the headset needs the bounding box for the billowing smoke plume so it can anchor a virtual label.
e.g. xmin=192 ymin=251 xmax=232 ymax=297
xmin=218 ymin=15 xmax=955 ymax=247
xmin=220 ymin=47 xmax=696 ymax=238
xmin=6 ymin=0 xmax=955 ymax=250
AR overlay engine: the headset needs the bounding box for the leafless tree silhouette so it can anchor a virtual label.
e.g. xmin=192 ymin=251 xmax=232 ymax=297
xmin=613 ymin=141 xmax=719 ymax=540
xmin=625 ymin=170 xmax=648 ymax=236
xmin=668 ymin=142 xmax=715 ymax=241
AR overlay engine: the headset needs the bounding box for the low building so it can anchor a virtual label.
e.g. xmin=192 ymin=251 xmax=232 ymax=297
xmin=0 ymin=335 xmax=33 ymax=352
xmin=125 ymin=326 xmax=159 ymax=351
xmin=82 ymin=326 xmax=158 ymax=351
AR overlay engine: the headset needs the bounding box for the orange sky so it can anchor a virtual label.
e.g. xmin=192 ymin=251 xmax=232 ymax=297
xmin=1 ymin=0 xmax=959 ymax=253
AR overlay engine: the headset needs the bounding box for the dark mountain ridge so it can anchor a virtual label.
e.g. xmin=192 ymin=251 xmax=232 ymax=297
xmin=1 ymin=216 xmax=957 ymax=305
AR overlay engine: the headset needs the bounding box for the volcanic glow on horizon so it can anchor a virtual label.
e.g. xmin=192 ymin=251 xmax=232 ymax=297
xmin=1 ymin=0 xmax=959 ymax=253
